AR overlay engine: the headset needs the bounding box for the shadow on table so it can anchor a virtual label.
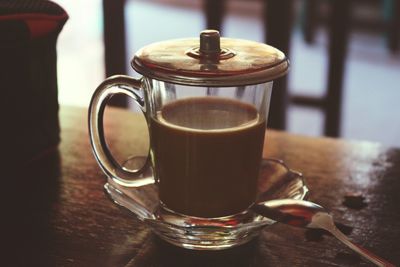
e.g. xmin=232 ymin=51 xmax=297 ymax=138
xmin=2 ymin=149 xmax=61 ymax=267
xmin=125 ymin=234 xmax=276 ymax=267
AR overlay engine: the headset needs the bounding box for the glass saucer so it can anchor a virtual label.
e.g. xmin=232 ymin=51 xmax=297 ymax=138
xmin=104 ymin=158 xmax=309 ymax=250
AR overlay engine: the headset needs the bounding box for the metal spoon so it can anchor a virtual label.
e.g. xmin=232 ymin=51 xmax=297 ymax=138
xmin=252 ymin=199 xmax=396 ymax=267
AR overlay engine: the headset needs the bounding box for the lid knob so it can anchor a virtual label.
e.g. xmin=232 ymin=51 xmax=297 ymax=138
xmin=199 ymin=30 xmax=221 ymax=57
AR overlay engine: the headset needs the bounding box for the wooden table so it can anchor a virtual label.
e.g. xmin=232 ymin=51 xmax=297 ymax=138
xmin=4 ymin=106 xmax=399 ymax=266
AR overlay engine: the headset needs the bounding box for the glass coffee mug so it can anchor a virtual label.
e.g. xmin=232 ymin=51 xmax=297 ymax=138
xmin=89 ymin=30 xmax=290 ymax=249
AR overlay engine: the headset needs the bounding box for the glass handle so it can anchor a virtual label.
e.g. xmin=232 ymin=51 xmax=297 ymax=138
xmin=88 ymin=75 xmax=154 ymax=187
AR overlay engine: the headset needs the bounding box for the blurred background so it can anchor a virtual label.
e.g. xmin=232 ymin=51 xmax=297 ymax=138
xmin=53 ymin=0 xmax=400 ymax=147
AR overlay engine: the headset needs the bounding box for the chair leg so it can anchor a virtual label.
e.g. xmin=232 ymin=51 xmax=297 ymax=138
xmin=324 ymin=0 xmax=350 ymax=137
xmin=264 ymin=0 xmax=293 ymax=130
xmin=386 ymin=0 xmax=400 ymax=53
xmin=103 ymin=0 xmax=127 ymax=107
xmin=204 ymin=0 xmax=225 ymax=32
xmin=302 ymin=0 xmax=318 ymax=44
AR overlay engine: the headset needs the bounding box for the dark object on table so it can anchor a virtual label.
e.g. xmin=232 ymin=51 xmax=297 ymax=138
xmin=305 ymin=228 xmax=326 ymax=242
xmin=1 ymin=1 xmax=68 ymax=164
xmin=343 ymin=192 xmax=368 ymax=210
xmin=305 ymin=222 xmax=353 ymax=242
xmin=3 ymin=149 xmax=61 ymax=266
xmin=335 ymin=251 xmax=362 ymax=265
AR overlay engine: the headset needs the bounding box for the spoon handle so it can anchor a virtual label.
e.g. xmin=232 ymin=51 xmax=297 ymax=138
xmin=328 ymin=226 xmax=395 ymax=267
xmin=313 ymin=213 xmax=395 ymax=267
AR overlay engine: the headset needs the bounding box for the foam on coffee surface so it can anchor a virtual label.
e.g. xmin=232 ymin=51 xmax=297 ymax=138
xmin=157 ymin=97 xmax=260 ymax=132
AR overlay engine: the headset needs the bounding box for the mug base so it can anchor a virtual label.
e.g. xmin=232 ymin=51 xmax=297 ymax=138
xmin=152 ymin=204 xmax=262 ymax=250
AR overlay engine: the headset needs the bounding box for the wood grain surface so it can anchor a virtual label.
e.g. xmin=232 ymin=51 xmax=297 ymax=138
xmin=3 ymin=106 xmax=399 ymax=267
